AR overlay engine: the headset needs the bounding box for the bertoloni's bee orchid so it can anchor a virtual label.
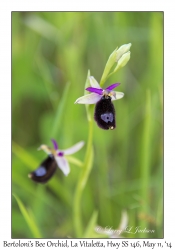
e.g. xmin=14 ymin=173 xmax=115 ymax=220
xmin=74 ymin=76 xmax=124 ymax=130
xmin=28 ymin=139 xmax=84 ymax=183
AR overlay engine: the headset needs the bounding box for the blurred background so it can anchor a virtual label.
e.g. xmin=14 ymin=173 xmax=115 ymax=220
xmin=12 ymin=12 xmax=163 ymax=238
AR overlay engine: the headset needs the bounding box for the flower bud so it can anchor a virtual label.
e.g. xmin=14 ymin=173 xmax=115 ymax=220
xmin=113 ymin=51 xmax=131 ymax=72
xmin=115 ymin=43 xmax=132 ymax=62
xmin=100 ymin=43 xmax=131 ymax=86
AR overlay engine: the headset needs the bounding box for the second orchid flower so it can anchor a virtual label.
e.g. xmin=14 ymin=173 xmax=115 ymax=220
xmin=29 ymin=139 xmax=84 ymax=183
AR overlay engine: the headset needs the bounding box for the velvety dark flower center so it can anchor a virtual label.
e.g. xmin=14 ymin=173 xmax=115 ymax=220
xmin=94 ymin=95 xmax=116 ymax=130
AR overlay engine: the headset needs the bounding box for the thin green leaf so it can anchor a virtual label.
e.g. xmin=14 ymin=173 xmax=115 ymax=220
xmin=12 ymin=141 xmax=38 ymax=169
xmin=51 ymin=81 xmax=71 ymax=139
xmin=84 ymin=70 xmax=93 ymax=122
xmin=65 ymin=155 xmax=83 ymax=167
xmin=13 ymin=194 xmax=42 ymax=238
xmin=83 ymin=210 xmax=98 ymax=238
xmin=23 ymin=15 xmax=61 ymax=43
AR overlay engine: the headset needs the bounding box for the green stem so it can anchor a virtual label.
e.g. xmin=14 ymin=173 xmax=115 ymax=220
xmin=140 ymin=90 xmax=152 ymax=236
xmin=73 ymin=119 xmax=94 ymax=237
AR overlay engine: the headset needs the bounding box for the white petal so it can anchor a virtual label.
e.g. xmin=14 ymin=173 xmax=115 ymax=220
xmin=62 ymin=141 xmax=84 ymax=155
xmin=89 ymin=76 xmax=101 ymax=88
xmin=74 ymin=93 xmax=102 ymax=104
xmin=55 ymin=156 xmax=70 ymax=176
xmin=111 ymin=91 xmax=124 ymax=101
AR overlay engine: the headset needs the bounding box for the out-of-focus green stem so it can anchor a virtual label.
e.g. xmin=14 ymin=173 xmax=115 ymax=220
xmin=73 ymin=119 xmax=94 ymax=237
xmin=140 ymin=90 xmax=151 ymax=235
xmin=13 ymin=194 xmax=42 ymax=238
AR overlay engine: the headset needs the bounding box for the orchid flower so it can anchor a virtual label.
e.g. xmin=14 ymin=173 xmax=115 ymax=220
xmin=75 ymin=76 xmax=124 ymax=130
xmin=28 ymin=139 xmax=84 ymax=183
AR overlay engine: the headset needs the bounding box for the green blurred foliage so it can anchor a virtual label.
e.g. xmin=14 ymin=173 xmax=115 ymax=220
xmin=12 ymin=12 xmax=163 ymax=238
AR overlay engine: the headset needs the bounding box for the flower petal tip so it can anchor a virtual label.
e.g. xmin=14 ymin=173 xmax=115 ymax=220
xmin=79 ymin=141 xmax=85 ymax=148
xmin=89 ymin=76 xmax=101 ymax=88
xmin=74 ymin=99 xmax=78 ymax=104
xmin=74 ymin=93 xmax=102 ymax=104
xmin=51 ymin=139 xmax=58 ymax=150
xmin=105 ymin=83 xmax=120 ymax=91
xmin=62 ymin=141 xmax=85 ymax=155
xmin=119 ymin=93 xmax=124 ymax=98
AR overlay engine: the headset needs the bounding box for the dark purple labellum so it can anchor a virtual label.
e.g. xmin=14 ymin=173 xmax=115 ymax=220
xmin=94 ymin=96 xmax=116 ymax=130
xmin=28 ymin=155 xmax=57 ymax=183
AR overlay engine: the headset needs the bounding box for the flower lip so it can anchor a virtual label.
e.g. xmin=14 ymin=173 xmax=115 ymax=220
xmin=94 ymin=96 xmax=116 ymax=130
xmin=28 ymin=156 xmax=57 ymax=183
